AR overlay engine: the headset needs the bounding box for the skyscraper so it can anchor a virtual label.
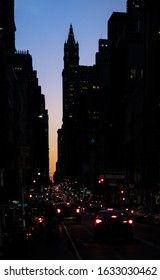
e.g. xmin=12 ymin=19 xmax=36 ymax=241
xmin=61 ymin=25 xmax=80 ymax=181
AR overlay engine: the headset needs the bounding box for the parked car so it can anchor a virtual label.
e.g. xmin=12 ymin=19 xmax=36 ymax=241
xmin=93 ymin=208 xmax=134 ymax=242
xmin=55 ymin=202 xmax=81 ymax=223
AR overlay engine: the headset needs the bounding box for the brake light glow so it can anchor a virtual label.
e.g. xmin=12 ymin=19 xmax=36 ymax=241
xmin=38 ymin=217 xmax=43 ymax=223
xmin=128 ymin=219 xmax=133 ymax=224
xmin=26 ymin=232 xmax=32 ymax=239
xmin=95 ymin=218 xmax=102 ymax=224
xmin=122 ymin=219 xmax=133 ymax=224
xmin=111 ymin=215 xmax=117 ymax=218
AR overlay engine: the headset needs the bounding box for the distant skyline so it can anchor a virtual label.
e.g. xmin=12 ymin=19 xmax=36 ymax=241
xmin=14 ymin=0 xmax=126 ymax=178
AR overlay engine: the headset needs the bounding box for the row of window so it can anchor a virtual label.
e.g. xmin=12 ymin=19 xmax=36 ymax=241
xmin=130 ymin=68 xmax=143 ymax=79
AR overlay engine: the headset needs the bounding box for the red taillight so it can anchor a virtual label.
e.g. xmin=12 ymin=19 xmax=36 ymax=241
xmin=38 ymin=217 xmax=43 ymax=223
xmin=95 ymin=218 xmax=102 ymax=224
xmin=111 ymin=215 xmax=117 ymax=218
xmin=122 ymin=219 xmax=134 ymax=224
xmin=26 ymin=231 xmax=32 ymax=239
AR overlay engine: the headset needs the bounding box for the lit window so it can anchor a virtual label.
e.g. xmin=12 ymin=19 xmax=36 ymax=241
xmin=15 ymin=67 xmax=23 ymax=71
xmin=93 ymin=85 xmax=100 ymax=90
xmin=130 ymin=69 xmax=136 ymax=79
xmin=133 ymin=0 xmax=139 ymax=7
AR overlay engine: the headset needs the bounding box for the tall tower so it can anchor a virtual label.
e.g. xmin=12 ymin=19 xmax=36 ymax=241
xmin=62 ymin=25 xmax=80 ymax=181
xmin=62 ymin=24 xmax=79 ymax=123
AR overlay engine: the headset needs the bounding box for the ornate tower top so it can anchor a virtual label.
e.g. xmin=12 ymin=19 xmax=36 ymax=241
xmin=66 ymin=24 xmax=77 ymax=46
xmin=64 ymin=24 xmax=79 ymax=67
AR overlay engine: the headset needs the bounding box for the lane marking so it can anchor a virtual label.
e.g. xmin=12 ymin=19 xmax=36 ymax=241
xmin=63 ymin=224 xmax=82 ymax=260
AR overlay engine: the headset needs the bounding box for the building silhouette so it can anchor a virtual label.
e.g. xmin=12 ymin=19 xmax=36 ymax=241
xmin=0 ymin=0 xmax=49 ymax=254
xmin=57 ymin=25 xmax=108 ymax=192
xmin=0 ymin=0 xmax=49 ymax=202
xmin=13 ymin=50 xmax=49 ymax=195
xmin=61 ymin=24 xmax=80 ymax=182
xmin=57 ymin=0 xmax=160 ymax=206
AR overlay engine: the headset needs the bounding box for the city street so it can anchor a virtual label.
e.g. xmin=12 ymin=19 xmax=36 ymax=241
xmin=3 ymin=213 xmax=159 ymax=260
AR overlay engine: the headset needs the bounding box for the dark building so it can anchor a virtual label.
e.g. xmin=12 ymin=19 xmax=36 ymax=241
xmin=0 ymin=0 xmax=49 ymax=255
xmin=13 ymin=51 xmax=49 ymax=194
xmin=54 ymin=128 xmax=63 ymax=184
xmin=124 ymin=0 xmax=160 ymax=205
xmin=58 ymin=1 xmax=160 ymax=206
xmin=0 ymin=1 xmax=49 ymax=201
xmin=141 ymin=0 xmax=160 ymax=205
xmin=61 ymin=24 xmax=80 ymax=182
xmin=106 ymin=0 xmax=160 ymax=205
xmin=0 ymin=0 xmax=17 ymax=201
xmin=58 ymin=25 xmax=108 ymax=192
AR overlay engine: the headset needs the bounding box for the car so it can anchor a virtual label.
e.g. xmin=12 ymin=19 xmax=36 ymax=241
xmin=55 ymin=202 xmax=81 ymax=223
xmin=93 ymin=208 xmax=134 ymax=242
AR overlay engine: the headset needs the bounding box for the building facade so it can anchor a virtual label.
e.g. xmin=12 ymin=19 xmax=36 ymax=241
xmin=57 ymin=1 xmax=160 ymax=206
xmin=0 ymin=0 xmax=49 ymax=202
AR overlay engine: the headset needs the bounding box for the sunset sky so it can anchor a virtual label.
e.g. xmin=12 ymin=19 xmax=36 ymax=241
xmin=14 ymin=0 xmax=126 ymax=178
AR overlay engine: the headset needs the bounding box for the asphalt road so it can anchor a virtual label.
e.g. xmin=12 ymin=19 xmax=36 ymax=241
xmin=1 ymin=213 xmax=160 ymax=260
xmin=31 ymin=213 xmax=160 ymax=260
